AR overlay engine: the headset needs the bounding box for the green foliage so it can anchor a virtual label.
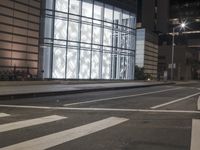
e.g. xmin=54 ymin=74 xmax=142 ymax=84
xmin=135 ymin=66 xmax=145 ymax=80
xmin=135 ymin=66 xmax=152 ymax=80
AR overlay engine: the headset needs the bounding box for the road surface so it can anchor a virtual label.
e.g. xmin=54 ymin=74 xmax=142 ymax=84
xmin=0 ymin=83 xmax=200 ymax=150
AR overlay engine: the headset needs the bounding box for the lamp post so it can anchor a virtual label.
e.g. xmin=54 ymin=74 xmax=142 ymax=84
xmin=171 ymin=23 xmax=186 ymax=80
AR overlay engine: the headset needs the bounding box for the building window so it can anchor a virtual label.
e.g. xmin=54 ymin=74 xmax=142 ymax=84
xmin=42 ymin=0 xmax=136 ymax=80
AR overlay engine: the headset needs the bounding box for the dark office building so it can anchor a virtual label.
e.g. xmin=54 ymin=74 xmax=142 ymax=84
xmin=158 ymin=0 xmax=200 ymax=80
xmin=136 ymin=0 xmax=169 ymax=79
xmin=137 ymin=0 xmax=169 ymax=33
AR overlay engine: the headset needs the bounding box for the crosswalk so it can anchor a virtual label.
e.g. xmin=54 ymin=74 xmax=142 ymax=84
xmin=0 ymin=112 xmax=128 ymax=150
xmin=190 ymin=119 xmax=200 ymax=150
xmin=0 ymin=113 xmax=10 ymax=118
xmin=0 ymin=115 xmax=67 ymax=133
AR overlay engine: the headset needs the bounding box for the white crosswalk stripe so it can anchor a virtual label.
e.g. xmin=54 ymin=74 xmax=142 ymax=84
xmin=0 ymin=115 xmax=67 ymax=133
xmin=190 ymin=119 xmax=200 ymax=150
xmin=0 ymin=113 xmax=10 ymax=118
xmin=1 ymin=117 xmax=128 ymax=150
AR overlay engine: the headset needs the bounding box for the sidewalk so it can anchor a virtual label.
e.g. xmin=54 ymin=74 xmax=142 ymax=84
xmin=0 ymin=80 xmax=174 ymax=99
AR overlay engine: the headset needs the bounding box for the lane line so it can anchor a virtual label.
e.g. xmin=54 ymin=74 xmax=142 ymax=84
xmin=190 ymin=119 xmax=200 ymax=150
xmin=53 ymin=107 xmax=200 ymax=114
xmin=1 ymin=117 xmax=128 ymax=150
xmin=0 ymin=113 xmax=10 ymax=118
xmin=64 ymin=87 xmax=184 ymax=106
xmin=0 ymin=115 xmax=67 ymax=133
xmin=0 ymin=104 xmax=200 ymax=114
xmin=151 ymin=92 xmax=200 ymax=109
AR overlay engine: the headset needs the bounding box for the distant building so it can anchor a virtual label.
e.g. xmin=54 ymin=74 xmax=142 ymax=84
xmin=136 ymin=29 xmax=158 ymax=79
xmin=169 ymin=0 xmax=200 ymax=48
xmin=136 ymin=0 xmax=168 ymax=79
xmin=137 ymin=0 xmax=169 ymax=33
xmin=158 ymin=0 xmax=200 ymax=80
xmin=158 ymin=44 xmax=196 ymax=80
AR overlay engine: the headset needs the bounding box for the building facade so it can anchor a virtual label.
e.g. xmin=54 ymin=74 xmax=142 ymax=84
xmin=41 ymin=0 xmax=137 ymax=80
xmin=136 ymin=29 xmax=158 ymax=79
xmin=0 ymin=0 xmax=41 ymax=79
xmin=137 ymin=0 xmax=169 ymax=33
xmin=158 ymin=44 xmax=195 ymax=80
xmin=158 ymin=0 xmax=200 ymax=80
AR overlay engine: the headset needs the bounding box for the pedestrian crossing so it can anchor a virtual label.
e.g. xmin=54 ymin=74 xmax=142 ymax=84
xmin=0 ymin=113 xmax=10 ymax=118
xmin=0 ymin=112 xmax=128 ymax=150
xmin=0 ymin=115 xmax=67 ymax=133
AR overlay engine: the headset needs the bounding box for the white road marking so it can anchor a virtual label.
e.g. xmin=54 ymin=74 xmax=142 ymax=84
xmin=197 ymin=96 xmax=200 ymax=110
xmin=64 ymin=87 xmax=184 ymax=106
xmin=190 ymin=119 xmax=200 ymax=150
xmin=1 ymin=117 xmax=128 ymax=150
xmin=0 ymin=113 xmax=10 ymax=118
xmin=0 ymin=115 xmax=66 ymax=133
xmin=0 ymin=104 xmax=200 ymax=114
xmin=53 ymin=107 xmax=200 ymax=114
xmin=151 ymin=92 xmax=200 ymax=109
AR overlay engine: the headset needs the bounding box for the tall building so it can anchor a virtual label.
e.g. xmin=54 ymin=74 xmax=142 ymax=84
xmin=136 ymin=0 xmax=168 ymax=79
xmin=0 ymin=0 xmax=41 ymax=79
xmin=41 ymin=0 xmax=137 ymax=80
xmin=137 ymin=0 xmax=169 ymax=33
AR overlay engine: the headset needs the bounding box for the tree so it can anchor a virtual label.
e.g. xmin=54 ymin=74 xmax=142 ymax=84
xmin=135 ymin=66 xmax=146 ymax=80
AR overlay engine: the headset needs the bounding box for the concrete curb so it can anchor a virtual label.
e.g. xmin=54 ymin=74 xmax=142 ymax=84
xmin=0 ymin=82 xmax=175 ymax=100
xmin=197 ymin=96 xmax=200 ymax=111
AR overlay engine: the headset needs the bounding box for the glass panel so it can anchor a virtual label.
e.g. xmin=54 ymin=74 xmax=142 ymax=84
xmin=91 ymin=45 xmax=100 ymax=79
xmin=102 ymin=47 xmax=111 ymax=79
xmin=121 ymin=32 xmax=128 ymax=49
xmin=114 ymin=7 xmax=122 ymax=25
xmin=45 ymin=0 xmax=54 ymax=10
xmin=69 ymin=0 xmax=80 ymax=15
xmin=103 ymin=28 xmax=112 ymax=46
xmin=82 ymin=0 xmax=93 ymax=18
xmin=68 ymin=21 xmax=79 ymax=41
xmin=54 ymin=19 xmax=67 ymax=40
xmin=52 ymin=47 xmax=66 ymax=78
xmin=44 ymin=17 xmax=53 ymax=39
xmin=94 ymin=1 xmax=103 ymax=20
xmin=55 ymin=0 xmax=68 ymax=13
xmin=119 ymin=54 xmax=128 ymax=79
xmin=81 ymin=23 xmax=92 ymax=43
xmin=122 ymin=11 xmax=129 ymax=27
xmin=43 ymin=47 xmax=52 ymax=78
xmin=104 ymin=5 xmax=113 ymax=23
xmin=130 ymin=13 xmax=136 ymax=29
xmin=93 ymin=25 xmax=101 ymax=45
xmin=79 ymin=44 xmax=91 ymax=79
xmin=66 ymin=44 xmax=78 ymax=78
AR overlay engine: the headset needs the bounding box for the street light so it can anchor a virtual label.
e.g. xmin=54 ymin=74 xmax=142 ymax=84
xmin=171 ymin=22 xmax=186 ymax=80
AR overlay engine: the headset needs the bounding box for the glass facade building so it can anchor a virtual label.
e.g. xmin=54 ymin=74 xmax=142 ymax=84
xmin=42 ymin=0 xmax=136 ymax=79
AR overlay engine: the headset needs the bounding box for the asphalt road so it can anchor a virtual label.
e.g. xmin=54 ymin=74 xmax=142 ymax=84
xmin=0 ymin=83 xmax=200 ymax=150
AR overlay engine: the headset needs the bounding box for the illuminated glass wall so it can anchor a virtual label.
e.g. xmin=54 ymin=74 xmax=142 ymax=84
xmin=42 ymin=0 xmax=136 ymax=79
